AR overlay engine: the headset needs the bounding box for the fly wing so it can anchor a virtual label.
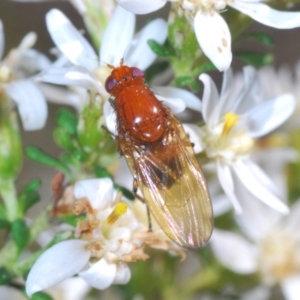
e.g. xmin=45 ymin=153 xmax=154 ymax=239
xmin=120 ymin=114 xmax=213 ymax=249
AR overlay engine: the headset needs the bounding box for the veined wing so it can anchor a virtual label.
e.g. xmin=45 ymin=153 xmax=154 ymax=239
xmin=121 ymin=114 xmax=213 ymax=249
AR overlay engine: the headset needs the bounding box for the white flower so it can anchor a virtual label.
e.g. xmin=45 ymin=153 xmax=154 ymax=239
xmin=117 ymin=0 xmax=300 ymax=71
xmin=37 ymin=6 xmax=175 ymax=111
xmin=185 ymin=66 xmax=295 ymax=214
xmin=0 ymin=20 xmax=49 ymax=130
xmin=210 ymin=186 xmax=300 ymax=300
xmin=26 ymin=178 xmax=146 ymax=296
xmin=255 ymin=62 xmax=300 ymax=130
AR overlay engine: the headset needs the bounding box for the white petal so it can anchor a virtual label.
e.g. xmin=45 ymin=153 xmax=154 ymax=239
xmin=182 ymin=124 xmax=204 ymax=153
xmin=26 ymin=240 xmax=90 ymax=297
xmin=64 ymin=67 xmax=107 ymax=94
xmin=220 ymin=68 xmax=233 ymax=103
xmin=126 ymin=18 xmax=167 ymax=70
xmin=103 ymin=99 xmax=118 ymax=136
xmin=242 ymin=286 xmax=271 ymax=300
xmin=284 ymin=200 xmax=300 ymax=237
xmin=18 ymin=32 xmax=37 ymax=50
xmin=194 ymin=11 xmax=232 ymax=71
xmin=36 ymin=66 xmax=105 ymax=94
xmin=117 ymin=0 xmax=167 ymax=14
xmin=18 ymin=49 xmax=51 ymax=73
xmin=100 ymin=6 xmax=135 ymax=66
xmin=114 ymin=157 xmax=134 ymax=191
xmin=230 ymin=2 xmax=300 ymax=29
xmin=232 ymin=159 xmax=289 ymax=214
xmin=199 ymin=73 xmax=220 ymax=126
xmin=246 ymin=94 xmax=295 ymax=138
xmin=234 ymin=178 xmax=282 ymax=242
xmin=46 ymin=277 xmax=90 ymax=300
xmin=233 ymin=66 xmax=258 ymax=114
xmin=46 ymin=9 xmax=98 ymax=71
xmin=154 ymin=86 xmax=201 ymax=112
xmin=0 ymin=20 xmax=5 ymax=60
xmin=37 ymin=82 xmax=84 ymax=111
xmin=216 ymin=161 xmax=242 ymax=214
xmin=5 ymin=80 xmax=47 ymax=130
xmin=74 ymin=178 xmax=114 ymax=210
xmin=212 ymin=194 xmax=232 ymax=217
xmin=79 ymin=259 xmax=117 ymax=290
xmin=113 ymin=264 xmax=131 ymax=284
xmin=155 ymin=94 xmax=186 ymax=114
xmin=210 ymin=229 xmax=258 ymax=274
xmin=281 ymin=275 xmax=300 ymax=300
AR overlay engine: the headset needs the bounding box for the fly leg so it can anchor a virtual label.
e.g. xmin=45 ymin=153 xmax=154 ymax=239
xmin=133 ymin=178 xmax=152 ymax=232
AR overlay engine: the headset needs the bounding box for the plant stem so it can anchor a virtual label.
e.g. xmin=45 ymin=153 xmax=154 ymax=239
xmin=0 ymin=178 xmax=19 ymax=221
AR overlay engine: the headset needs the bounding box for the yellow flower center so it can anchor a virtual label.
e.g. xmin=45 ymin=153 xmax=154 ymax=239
xmin=107 ymin=202 xmax=128 ymax=224
xmin=221 ymin=112 xmax=239 ymax=137
xmin=258 ymin=230 xmax=300 ymax=285
xmin=201 ymin=111 xmax=254 ymax=162
xmin=94 ymin=65 xmax=112 ymax=85
xmin=0 ymin=65 xmax=12 ymax=84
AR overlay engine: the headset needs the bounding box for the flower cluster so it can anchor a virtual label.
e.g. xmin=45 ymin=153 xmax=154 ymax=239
xmin=1 ymin=0 xmax=300 ymax=300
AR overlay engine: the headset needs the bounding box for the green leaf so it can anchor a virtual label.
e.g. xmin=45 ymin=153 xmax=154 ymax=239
xmin=145 ymin=61 xmax=170 ymax=83
xmin=21 ymin=179 xmax=42 ymax=193
xmin=25 ymin=146 xmax=70 ymax=174
xmin=147 ymin=40 xmax=174 ymax=57
xmin=0 ymin=267 xmax=12 ymax=285
xmin=58 ymin=214 xmax=85 ymax=227
xmin=0 ymin=218 xmax=10 ymax=230
xmin=18 ymin=179 xmax=42 ymax=213
xmin=241 ymin=32 xmax=274 ymax=48
xmin=11 ymin=219 xmax=29 ymax=251
xmin=114 ymin=184 xmax=135 ymax=200
xmin=18 ymin=190 xmax=40 ymax=213
xmin=194 ymin=61 xmax=216 ymax=74
xmin=31 ymin=291 xmax=54 ymax=300
xmin=53 ymin=128 xmax=75 ymax=153
xmin=174 ymin=76 xmax=201 ymax=92
xmin=234 ymin=51 xmax=273 ymax=67
xmin=0 ymin=203 xmax=6 ymax=219
xmin=56 ymin=109 xmax=78 ymax=135
xmin=93 ymin=166 xmax=113 ymax=179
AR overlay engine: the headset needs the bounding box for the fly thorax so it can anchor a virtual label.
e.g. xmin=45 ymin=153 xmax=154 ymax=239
xmin=201 ymin=112 xmax=254 ymax=163
xmin=258 ymin=230 xmax=300 ymax=285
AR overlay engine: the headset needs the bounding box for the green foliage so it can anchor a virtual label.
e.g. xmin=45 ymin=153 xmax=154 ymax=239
xmin=25 ymin=146 xmax=71 ymax=175
xmin=147 ymin=40 xmax=175 ymax=57
xmin=0 ymin=110 xmax=22 ymax=179
xmin=145 ymin=61 xmax=170 ymax=83
xmin=11 ymin=219 xmax=30 ymax=252
xmin=93 ymin=165 xmax=113 ymax=179
xmin=234 ymin=51 xmax=274 ymax=67
xmin=30 ymin=291 xmax=54 ymax=300
xmin=18 ymin=179 xmax=42 ymax=213
xmin=174 ymin=76 xmax=201 ymax=93
xmin=56 ymin=109 xmax=78 ymax=135
xmin=113 ymin=184 xmax=135 ymax=201
xmin=240 ymin=32 xmax=274 ymax=48
xmin=0 ymin=218 xmax=10 ymax=229
xmin=0 ymin=267 xmax=12 ymax=285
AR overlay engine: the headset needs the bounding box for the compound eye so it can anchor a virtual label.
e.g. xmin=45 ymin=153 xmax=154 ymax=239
xmin=130 ymin=67 xmax=144 ymax=78
xmin=105 ymin=75 xmax=118 ymax=93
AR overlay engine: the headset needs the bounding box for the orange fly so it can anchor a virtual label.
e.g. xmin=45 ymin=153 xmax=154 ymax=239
xmin=105 ymin=60 xmax=213 ymax=249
